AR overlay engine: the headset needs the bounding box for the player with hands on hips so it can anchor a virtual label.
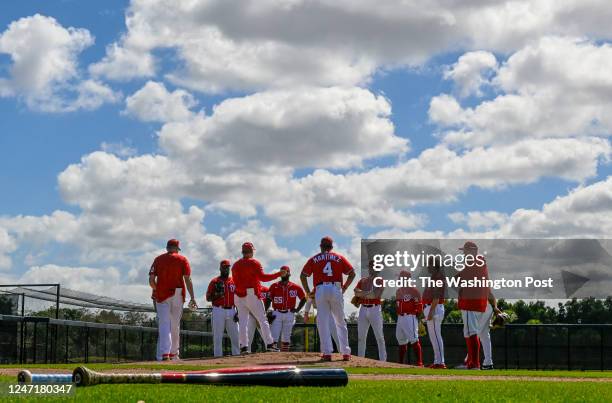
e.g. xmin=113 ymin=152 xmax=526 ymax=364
xmin=268 ymin=266 xmax=307 ymax=351
xmin=149 ymin=239 xmax=197 ymax=361
xmin=300 ymin=236 xmax=355 ymax=362
xmin=231 ymin=242 xmax=285 ymax=354
xmin=206 ymin=259 xmax=239 ymax=357
xmin=354 ymin=260 xmax=386 ymax=361
xmin=395 ymin=270 xmax=423 ymax=366
xmin=423 ymin=256 xmax=446 ymax=368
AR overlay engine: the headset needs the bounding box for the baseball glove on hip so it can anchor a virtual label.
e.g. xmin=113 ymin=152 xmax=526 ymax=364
xmin=350 ymin=295 xmax=361 ymax=308
xmin=491 ymin=312 xmax=510 ymax=329
xmin=267 ymin=311 xmax=276 ymax=324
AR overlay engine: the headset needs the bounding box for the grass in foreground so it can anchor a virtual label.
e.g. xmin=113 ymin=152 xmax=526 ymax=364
xmin=3 ymin=363 xmax=612 ymax=379
xmin=1 ymin=378 xmax=611 ymax=402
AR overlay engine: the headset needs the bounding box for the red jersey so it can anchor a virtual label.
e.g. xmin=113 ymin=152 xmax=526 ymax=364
xmin=149 ymin=252 xmax=191 ymax=303
xmin=269 ymin=281 xmax=306 ymax=311
xmin=457 ymin=261 xmax=489 ymax=312
xmin=355 ymin=277 xmax=383 ymax=305
xmin=259 ymin=285 xmax=270 ymax=301
xmin=301 ymin=252 xmax=354 ymax=286
xmin=422 ymin=271 xmax=446 ymax=305
xmin=396 ymin=287 xmax=422 ymax=315
xmin=231 ymin=258 xmax=281 ymax=298
xmin=207 ymin=276 xmax=236 ymax=307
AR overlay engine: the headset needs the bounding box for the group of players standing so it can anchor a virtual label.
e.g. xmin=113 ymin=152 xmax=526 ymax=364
xmin=149 ymin=237 xmax=501 ymax=369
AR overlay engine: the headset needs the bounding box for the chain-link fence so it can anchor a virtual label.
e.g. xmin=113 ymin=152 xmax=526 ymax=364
xmin=295 ymin=322 xmax=612 ymax=370
xmin=0 ymin=315 xmax=222 ymax=364
xmin=2 ymin=314 xmax=610 ymax=369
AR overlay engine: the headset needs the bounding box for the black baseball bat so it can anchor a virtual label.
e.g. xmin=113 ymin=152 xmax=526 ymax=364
xmin=72 ymin=366 xmax=348 ymax=387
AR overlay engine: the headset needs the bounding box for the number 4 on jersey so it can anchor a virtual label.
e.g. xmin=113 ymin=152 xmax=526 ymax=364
xmin=323 ymin=261 xmax=333 ymax=276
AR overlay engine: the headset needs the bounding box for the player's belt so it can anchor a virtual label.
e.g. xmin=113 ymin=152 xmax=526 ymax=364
xmin=275 ymin=309 xmax=290 ymax=313
xmin=398 ymin=313 xmax=413 ymax=316
xmin=362 ymin=304 xmax=380 ymax=308
xmin=316 ymin=281 xmax=341 ymax=287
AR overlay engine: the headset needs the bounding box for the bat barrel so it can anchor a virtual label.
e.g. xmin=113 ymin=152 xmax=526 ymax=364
xmin=162 ymin=368 xmax=348 ymax=387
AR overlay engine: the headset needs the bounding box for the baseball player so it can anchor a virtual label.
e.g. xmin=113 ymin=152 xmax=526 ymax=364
xmin=395 ymin=270 xmax=423 ymax=366
xmin=149 ymin=239 xmax=197 ymax=361
xmin=354 ymin=260 xmax=386 ymax=361
xmin=455 ymin=241 xmax=490 ymax=370
xmin=461 ymin=290 xmax=501 ymax=370
xmin=206 ymin=259 xmax=239 ymax=357
xmin=303 ymin=298 xmax=340 ymax=352
xmin=300 ymin=236 xmax=355 ymax=361
xmin=247 ymin=285 xmax=271 ymax=353
xmin=423 ymin=256 xmax=446 ymax=368
xmin=231 ymin=242 xmax=285 ymax=354
xmin=268 ymin=266 xmax=307 ymax=351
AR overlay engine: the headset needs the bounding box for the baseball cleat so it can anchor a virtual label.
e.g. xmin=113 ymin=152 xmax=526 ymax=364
xmin=320 ymin=355 xmax=332 ymax=362
xmin=342 ymin=354 xmax=351 ymax=361
xmin=266 ymin=343 xmax=280 ymax=352
xmin=240 ymin=347 xmax=250 ymax=355
xmin=433 ymin=364 xmax=448 ymax=369
xmin=426 ymin=364 xmax=436 ymax=368
xmin=481 ymin=364 xmax=494 ymax=370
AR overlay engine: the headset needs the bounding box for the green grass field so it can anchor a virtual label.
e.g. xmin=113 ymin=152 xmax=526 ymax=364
xmin=2 ymin=365 xmax=612 ymax=402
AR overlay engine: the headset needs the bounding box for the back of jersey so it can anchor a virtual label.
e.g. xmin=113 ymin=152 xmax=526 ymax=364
xmin=302 ymin=251 xmax=354 ymax=286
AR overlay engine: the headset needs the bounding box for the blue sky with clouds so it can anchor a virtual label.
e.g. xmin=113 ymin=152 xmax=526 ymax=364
xmin=1 ymin=1 xmax=611 ymax=304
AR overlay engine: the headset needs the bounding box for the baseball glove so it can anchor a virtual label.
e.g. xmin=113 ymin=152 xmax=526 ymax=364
xmin=418 ymin=319 xmax=427 ymax=337
xmin=215 ymin=281 xmax=225 ymax=294
xmin=267 ymin=311 xmax=276 ymax=324
xmin=491 ymin=312 xmax=510 ymax=329
xmin=351 ymin=295 xmax=361 ymax=308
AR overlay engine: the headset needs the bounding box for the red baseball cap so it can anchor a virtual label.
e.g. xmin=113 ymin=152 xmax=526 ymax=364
xmin=220 ymin=259 xmax=231 ymax=267
xmin=320 ymin=236 xmax=333 ymax=248
xmin=242 ymin=242 xmax=255 ymax=252
xmin=459 ymin=241 xmax=478 ymax=251
xmin=280 ymin=265 xmax=291 ymax=275
xmin=166 ymin=239 xmax=181 ymax=250
xmin=399 ymin=270 xmax=412 ymax=278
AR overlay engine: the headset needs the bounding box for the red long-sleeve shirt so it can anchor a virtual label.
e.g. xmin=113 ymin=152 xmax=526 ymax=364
xmin=231 ymin=257 xmax=281 ymax=298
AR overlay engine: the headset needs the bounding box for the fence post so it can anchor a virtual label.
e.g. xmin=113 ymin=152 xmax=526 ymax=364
xmin=141 ymin=329 xmax=144 ymax=361
xmin=85 ymin=327 xmax=89 ymax=363
xmin=504 ymin=325 xmax=508 ymax=370
xmin=535 ymin=325 xmax=538 ymax=370
xmin=33 ymin=322 xmax=37 ymax=364
xmin=567 ymin=326 xmax=571 ymax=370
xmin=600 ymin=326 xmax=604 ymax=371
xmin=65 ymin=325 xmax=69 ymax=363
xmin=44 ymin=322 xmax=49 ymax=364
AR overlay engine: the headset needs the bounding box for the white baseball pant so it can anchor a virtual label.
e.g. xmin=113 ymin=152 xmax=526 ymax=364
xmin=396 ymin=314 xmax=419 ymax=345
xmin=212 ymin=306 xmax=240 ymax=357
xmin=424 ymin=304 xmax=445 ymax=365
xmin=156 ymin=288 xmax=183 ymax=360
xmin=271 ymin=311 xmax=295 ymax=343
xmin=235 ymin=289 xmax=274 ymax=348
xmin=247 ymin=313 xmax=265 ymax=352
xmin=476 ymin=303 xmax=494 ymax=365
xmin=315 ymin=283 xmax=350 ymax=356
xmin=357 ymin=305 xmax=387 ymax=361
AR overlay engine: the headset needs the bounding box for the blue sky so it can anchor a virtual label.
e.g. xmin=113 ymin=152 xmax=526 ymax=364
xmin=1 ymin=1 xmax=611 ymax=303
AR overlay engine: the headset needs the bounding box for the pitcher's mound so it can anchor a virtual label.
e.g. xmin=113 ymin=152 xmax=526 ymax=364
xmin=134 ymin=352 xmax=412 ymax=368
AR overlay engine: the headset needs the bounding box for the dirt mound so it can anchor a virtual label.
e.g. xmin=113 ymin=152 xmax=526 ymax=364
xmin=128 ymin=352 xmax=409 ymax=368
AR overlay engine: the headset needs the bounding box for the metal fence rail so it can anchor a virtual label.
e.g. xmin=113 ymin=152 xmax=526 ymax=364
xmin=0 ymin=315 xmax=222 ymax=364
xmin=2 ymin=315 xmax=611 ymax=369
xmin=303 ymin=323 xmax=611 ymax=370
